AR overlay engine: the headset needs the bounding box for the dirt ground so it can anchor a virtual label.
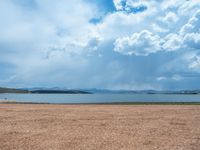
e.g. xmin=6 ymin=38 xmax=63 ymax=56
xmin=0 ymin=104 xmax=200 ymax=150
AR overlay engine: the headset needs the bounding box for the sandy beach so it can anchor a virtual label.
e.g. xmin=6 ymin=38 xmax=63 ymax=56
xmin=0 ymin=104 xmax=200 ymax=150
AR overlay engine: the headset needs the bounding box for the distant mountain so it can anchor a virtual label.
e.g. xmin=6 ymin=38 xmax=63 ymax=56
xmin=0 ymin=87 xmax=91 ymax=94
xmin=1 ymin=87 xmax=200 ymax=95
xmin=84 ymin=89 xmax=200 ymax=95
xmin=0 ymin=87 xmax=29 ymax=93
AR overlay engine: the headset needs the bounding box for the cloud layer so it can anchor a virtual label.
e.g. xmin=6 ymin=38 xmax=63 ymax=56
xmin=0 ymin=0 xmax=200 ymax=90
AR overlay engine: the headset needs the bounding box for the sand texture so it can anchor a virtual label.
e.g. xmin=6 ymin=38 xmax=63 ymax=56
xmin=0 ymin=104 xmax=200 ymax=150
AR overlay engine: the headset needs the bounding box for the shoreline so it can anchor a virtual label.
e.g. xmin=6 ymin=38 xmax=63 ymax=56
xmin=1 ymin=99 xmax=200 ymax=105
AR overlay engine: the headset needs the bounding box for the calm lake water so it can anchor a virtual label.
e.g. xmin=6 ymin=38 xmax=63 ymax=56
xmin=0 ymin=93 xmax=200 ymax=103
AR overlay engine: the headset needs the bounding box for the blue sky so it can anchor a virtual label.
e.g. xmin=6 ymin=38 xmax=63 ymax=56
xmin=0 ymin=0 xmax=200 ymax=90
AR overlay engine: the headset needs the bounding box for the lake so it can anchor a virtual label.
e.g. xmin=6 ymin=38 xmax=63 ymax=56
xmin=0 ymin=93 xmax=200 ymax=103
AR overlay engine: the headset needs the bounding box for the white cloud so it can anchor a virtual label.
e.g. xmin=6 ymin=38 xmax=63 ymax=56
xmin=161 ymin=0 xmax=184 ymax=10
xmin=113 ymin=0 xmax=157 ymax=12
xmin=97 ymin=11 xmax=150 ymax=40
xmin=180 ymin=10 xmax=200 ymax=35
xmin=156 ymin=76 xmax=167 ymax=81
xmin=156 ymin=75 xmax=183 ymax=81
xmin=178 ymin=0 xmax=200 ymax=16
xmin=0 ymin=0 xmax=98 ymax=49
xmin=162 ymin=34 xmax=182 ymax=51
xmin=189 ymin=55 xmax=200 ymax=72
xmin=183 ymin=33 xmax=200 ymax=49
xmin=113 ymin=0 xmax=125 ymax=10
xmin=162 ymin=12 xmax=179 ymax=25
xmin=171 ymin=74 xmax=183 ymax=81
xmin=151 ymin=23 xmax=168 ymax=33
xmin=114 ymin=30 xmax=162 ymax=56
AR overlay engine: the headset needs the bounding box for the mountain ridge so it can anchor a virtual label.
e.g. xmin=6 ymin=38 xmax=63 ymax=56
xmin=1 ymin=87 xmax=200 ymax=94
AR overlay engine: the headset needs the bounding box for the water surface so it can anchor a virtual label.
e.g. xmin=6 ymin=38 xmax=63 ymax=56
xmin=0 ymin=93 xmax=200 ymax=103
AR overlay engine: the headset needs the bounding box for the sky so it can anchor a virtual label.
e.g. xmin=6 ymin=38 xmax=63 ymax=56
xmin=0 ymin=0 xmax=200 ymax=90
